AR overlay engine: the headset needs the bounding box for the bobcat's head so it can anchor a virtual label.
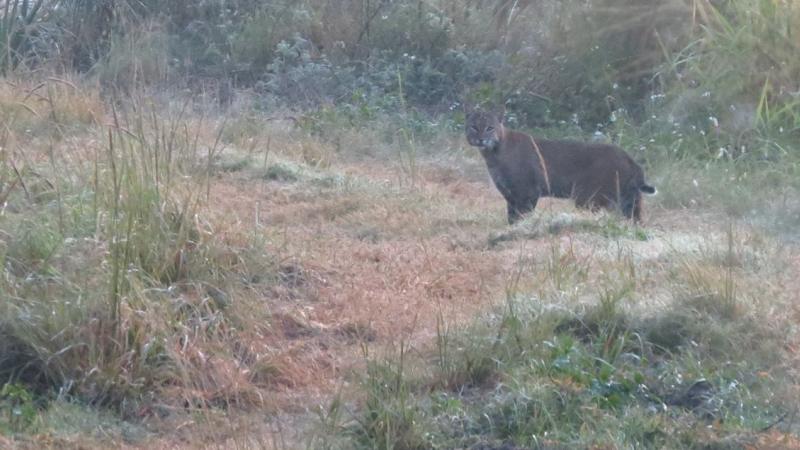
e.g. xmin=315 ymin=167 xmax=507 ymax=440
xmin=465 ymin=109 xmax=505 ymax=151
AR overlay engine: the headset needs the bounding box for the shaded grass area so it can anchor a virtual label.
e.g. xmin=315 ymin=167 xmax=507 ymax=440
xmin=315 ymin=226 xmax=799 ymax=449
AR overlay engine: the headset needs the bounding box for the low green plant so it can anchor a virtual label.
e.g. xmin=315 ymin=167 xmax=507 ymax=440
xmin=0 ymin=383 xmax=37 ymax=434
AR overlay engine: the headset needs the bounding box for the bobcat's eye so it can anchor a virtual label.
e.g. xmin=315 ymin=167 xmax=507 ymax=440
xmin=469 ymin=126 xmax=478 ymax=132
xmin=486 ymin=126 xmax=494 ymax=132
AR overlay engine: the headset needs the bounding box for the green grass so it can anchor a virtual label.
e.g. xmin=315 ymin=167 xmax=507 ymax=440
xmin=319 ymin=299 xmax=792 ymax=448
xmin=315 ymin=223 xmax=797 ymax=449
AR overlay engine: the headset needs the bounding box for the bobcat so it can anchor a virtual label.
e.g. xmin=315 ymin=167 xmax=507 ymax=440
xmin=465 ymin=108 xmax=656 ymax=224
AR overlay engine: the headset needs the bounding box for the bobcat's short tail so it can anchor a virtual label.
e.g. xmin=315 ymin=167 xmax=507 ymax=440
xmin=640 ymin=184 xmax=657 ymax=195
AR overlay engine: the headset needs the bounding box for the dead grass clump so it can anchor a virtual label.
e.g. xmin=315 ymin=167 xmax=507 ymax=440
xmin=334 ymin=322 xmax=378 ymax=344
xmin=0 ymin=78 xmax=103 ymax=137
xmin=0 ymin=100 xmax=287 ymax=431
xmin=676 ymin=261 xmax=740 ymax=320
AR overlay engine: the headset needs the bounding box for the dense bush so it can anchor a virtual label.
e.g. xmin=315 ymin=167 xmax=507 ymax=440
xmin=2 ymin=0 xmax=798 ymax=150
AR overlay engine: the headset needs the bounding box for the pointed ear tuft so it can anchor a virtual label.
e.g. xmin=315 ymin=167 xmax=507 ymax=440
xmin=462 ymin=100 xmax=474 ymax=115
xmin=494 ymin=104 xmax=506 ymax=123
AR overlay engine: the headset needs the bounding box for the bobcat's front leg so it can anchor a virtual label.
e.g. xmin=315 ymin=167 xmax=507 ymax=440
xmin=507 ymin=202 xmax=522 ymax=224
xmin=506 ymin=196 xmax=539 ymax=225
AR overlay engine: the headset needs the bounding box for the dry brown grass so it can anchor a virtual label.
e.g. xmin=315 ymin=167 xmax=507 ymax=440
xmin=0 ymin=77 xmax=104 ymax=133
xmin=200 ymin=167 xmax=512 ymax=399
xmin=2 ymin=82 xmax=799 ymax=448
xmin=199 ymin=135 xmax=796 ymax=424
xmin=9 ymin=157 xmax=800 ymax=449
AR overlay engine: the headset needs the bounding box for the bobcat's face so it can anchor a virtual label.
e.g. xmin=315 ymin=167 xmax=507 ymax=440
xmin=465 ymin=111 xmax=505 ymax=150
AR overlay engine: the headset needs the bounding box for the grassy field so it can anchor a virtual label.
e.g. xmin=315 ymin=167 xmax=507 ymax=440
xmin=2 ymin=1 xmax=800 ymax=448
xmin=0 ymin=76 xmax=797 ymax=449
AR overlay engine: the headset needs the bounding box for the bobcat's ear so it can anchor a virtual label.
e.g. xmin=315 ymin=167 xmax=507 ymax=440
xmin=461 ymin=100 xmax=474 ymax=115
xmin=494 ymin=104 xmax=506 ymax=123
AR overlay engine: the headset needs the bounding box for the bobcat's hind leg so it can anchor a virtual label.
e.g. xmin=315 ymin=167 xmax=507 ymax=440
xmin=621 ymin=190 xmax=643 ymax=222
xmin=574 ymin=189 xmax=609 ymax=213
